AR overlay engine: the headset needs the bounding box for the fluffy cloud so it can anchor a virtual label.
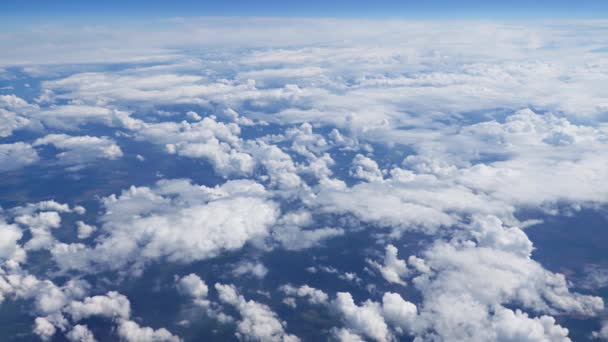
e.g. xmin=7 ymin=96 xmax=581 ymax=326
xmin=331 ymin=291 xmax=417 ymax=342
xmin=33 ymin=134 xmax=123 ymax=170
xmin=117 ymin=320 xmax=181 ymax=342
xmin=66 ymin=291 xmax=131 ymax=321
xmin=33 ymin=317 xmax=56 ymax=341
xmin=52 ymin=179 xmax=279 ymax=273
xmin=593 ymin=321 xmax=608 ymax=340
xmin=279 ymin=284 xmax=329 ymax=306
xmin=0 ymin=220 xmax=25 ymax=264
xmin=367 ymin=244 xmax=409 ymax=286
xmin=75 ymin=221 xmax=96 ymax=240
xmin=0 ymin=108 xmax=29 ymax=138
xmin=350 ymin=154 xmax=383 ymax=182
xmin=0 ymin=142 xmax=39 ymax=172
xmin=139 ymin=117 xmax=254 ymax=177
xmin=231 ymin=261 xmax=269 ymax=279
xmin=66 ymin=324 xmax=97 ymax=342
xmin=176 ymin=273 xmax=209 ymax=303
xmin=215 ymin=283 xmax=300 ymax=342
xmin=1 ymin=18 xmax=608 ymax=342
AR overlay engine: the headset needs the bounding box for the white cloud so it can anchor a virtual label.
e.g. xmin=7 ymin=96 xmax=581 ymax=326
xmin=593 ymin=321 xmax=608 ymax=340
xmin=66 ymin=291 xmax=131 ymax=321
xmin=0 ymin=142 xmax=39 ymax=172
xmin=75 ymin=221 xmax=96 ymax=240
xmin=33 ymin=317 xmax=56 ymax=341
xmin=279 ymin=284 xmax=329 ymax=305
xmin=215 ymin=283 xmax=300 ymax=342
xmin=117 ymin=320 xmax=181 ymax=342
xmin=2 ymin=18 xmax=608 ymax=342
xmin=350 ymin=154 xmax=383 ymax=182
xmin=52 ymin=179 xmax=279 ymax=272
xmin=176 ymin=273 xmax=208 ymax=300
xmin=33 ymin=134 xmax=123 ymax=170
xmin=66 ymin=324 xmax=97 ymax=342
xmin=0 ymin=220 xmax=25 ymax=264
xmin=367 ymin=244 xmax=408 ymax=286
xmin=143 ymin=117 xmax=255 ymax=177
xmin=0 ymin=108 xmax=29 ymax=138
xmin=331 ymin=292 xmax=390 ymax=342
xmin=232 ymin=261 xmax=269 ymax=279
xmin=380 ymin=292 xmax=417 ymax=335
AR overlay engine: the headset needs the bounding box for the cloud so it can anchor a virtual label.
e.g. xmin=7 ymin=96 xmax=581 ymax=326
xmin=1 ymin=18 xmax=608 ymax=342
xmin=139 ymin=117 xmax=254 ymax=177
xmin=279 ymin=284 xmax=329 ymax=306
xmin=350 ymin=154 xmax=384 ymax=182
xmin=66 ymin=325 xmax=97 ymax=342
xmin=331 ymin=292 xmax=396 ymax=342
xmin=117 ymin=320 xmax=181 ymax=342
xmin=231 ymin=261 xmax=269 ymax=279
xmin=33 ymin=317 xmax=56 ymax=341
xmin=33 ymin=134 xmax=123 ymax=170
xmin=593 ymin=321 xmax=608 ymax=340
xmin=0 ymin=108 xmax=29 ymax=138
xmin=0 ymin=142 xmax=39 ymax=172
xmin=367 ymin=244 xmax=408 ymax=286
xmin=215 ymin=283 xmax=300 ymax=342
xmin=75 ymin=221 xmax=96 ymax=240
xmin=66 ymin=291 xmax=131 ymax=321
xmin=0 ymin=220 xmax=25 ymax=264
xmin=176 ymin=273 xmax=209 ymax=303
xmin=52 ymin=179 xmax=279 ymax=273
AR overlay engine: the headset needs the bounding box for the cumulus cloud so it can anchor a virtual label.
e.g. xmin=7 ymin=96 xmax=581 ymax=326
xmin=215 ymin=283 xmax=299 ymax=342
xmin=75 ymin=221 xmax=96 ymax=239
xmin=52 ymin=179 xmax=279 ymax=273
xmin=117 ymin=320 xmax=181 ymax=342
xmin=33 ymin=317 xmax=56 ymax=341
xmin=367 ymin=244 xmax=409 ymax=286
xmin=331 ymin=292 xmax=390 ymax=342
xmin=66 ymin=324 xmax=97 ymax=342
xmin=0 ymin=220 xmax=25 ymax=264
xmin=33 ymin=134 xmax=123 ymax=170
xmin=141 ymin=117 xmax=254 ymax=177
xmin=66 ymin=291 xmax=131 ymax=321
xmin=0 ymin=142 xmax=39 ymax=172
xmin=177 ymin=273 xmax=208 ymax=299
xmin=350 ymin=154 xmax=383 ymax=182
xmin=0 ymin=108 xmax=29 ymax=137
xmin=279 ymin=284 xmax=329 ymax=306
xmin=2 ymin=18 xmax=608 ymax=342
xmin=232 ymin=261 xmax=269 ymax=279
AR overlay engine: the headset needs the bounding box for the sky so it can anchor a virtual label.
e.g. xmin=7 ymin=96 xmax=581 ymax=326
xmin=2 ymin=0 xmax=608 ymax=19
xmin=2 ymin=3 xmax=608 ymax=342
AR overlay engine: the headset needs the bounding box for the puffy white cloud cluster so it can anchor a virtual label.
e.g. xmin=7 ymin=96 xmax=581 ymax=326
xmin=231 ymin=261 xmax=269 ymax=279
xmin=139 ymin=117 xmax=255 ymax=177
xmin=66 ymin=291 xmax=131 ymax=321
xmin=0 ymin=142 xmax=39 ymax=172
xmin=66 ymin=324 xmax=96 ymax=342
xmin=331 ymin=291 xmax=417 ymax=342
xmin=26 ymin=288 xmax=180 ymax=341
xmin=176 ymin=273 xmax=210 ymax=308
xmin=272 ymin=210 xmax=344 ymax=250
xmin=1 ymin=17 xmax=608 ymax=342
xmin=367 ymin=244 xmax=408 ymax=286
xmin=33 ymin=134 xmax=123 ymax=170
xmin=117 ymin=320 xmax=181 ymax=342
xmin=215 ymin=283 xmax=300 ymax=342
xmin=0 ymin=220 xmax=25 ymax=265
xmin=51 ymin=179 xmax=279 ymax=273
xmin=279 ymin=284 xmax=329 ymax=306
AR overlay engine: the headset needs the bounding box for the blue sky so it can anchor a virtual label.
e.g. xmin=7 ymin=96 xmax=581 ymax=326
xmin=2 ymin=0 xmax=608 ymax=19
